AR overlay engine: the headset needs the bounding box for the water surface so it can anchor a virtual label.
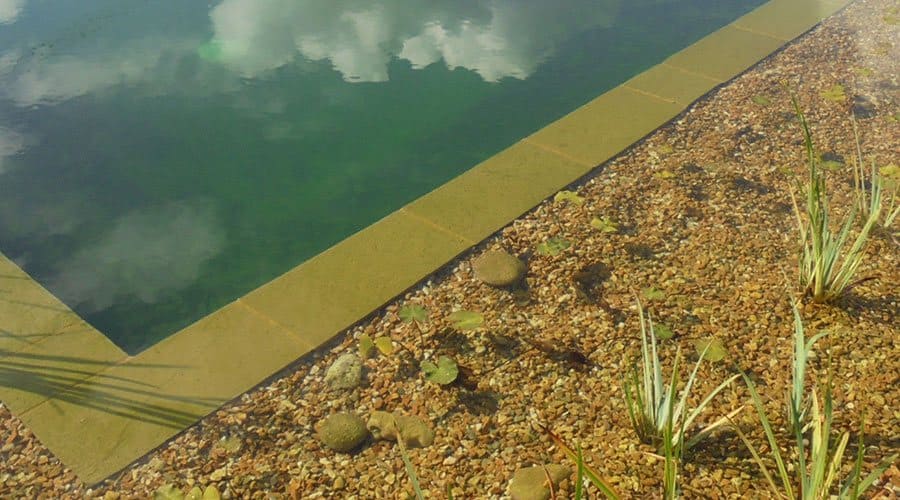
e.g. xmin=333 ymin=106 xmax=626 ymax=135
xmin=0 ymin=0 xmax=764 ymax=353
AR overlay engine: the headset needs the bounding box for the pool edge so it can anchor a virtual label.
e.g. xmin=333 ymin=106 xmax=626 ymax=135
xmin=0 ymin=0 xmax=852 ymax=485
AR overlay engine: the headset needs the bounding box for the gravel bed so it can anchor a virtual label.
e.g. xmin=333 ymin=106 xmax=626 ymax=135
xmin=2 ymin=0 xmax=898 ymax=498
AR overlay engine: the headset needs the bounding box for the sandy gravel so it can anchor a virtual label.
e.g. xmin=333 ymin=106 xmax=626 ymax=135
xmin=2 ymin=0 xmax=898 ymax=498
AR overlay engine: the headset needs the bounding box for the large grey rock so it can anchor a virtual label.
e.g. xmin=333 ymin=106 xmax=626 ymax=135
xmin=472 ymin=250 xmax=526 ymax=287
xmin=316 ymin=412 xmax=368 ymax=453
xmin=509 ymin=464 xmax=570 ymax=500
xmin=366 ymin=411 xmax=435 ymax=448
xmin=325 ymin=353 xmax=362 ymax=389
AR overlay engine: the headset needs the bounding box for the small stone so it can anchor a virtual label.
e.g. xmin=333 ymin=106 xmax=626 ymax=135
xmin=324 ymin=354 xmax=363 ymax=390
xmin=316 ymin=412 xmax=369 ymax=453
xmin=209 ymin=467 xmax=228 ymax=481
xmin=333 ymin=477 xmax=346 ymax=490
xmin=366 ymin=411 xmax=435 ymax=448
xmin=509 ymin=464 xmax=570 ymax=500
xmin=472 ymin=250 xmax=526 ymax=287
xmin=214 ymin=435 xmax=242 ymax=454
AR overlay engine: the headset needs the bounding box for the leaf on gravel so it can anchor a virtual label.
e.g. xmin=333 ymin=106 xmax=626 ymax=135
xmin=536 ymin=237 xmax=571 ymax=256
xmin=879 ymin=164 xmax=899 ymax=180
xmin=653 ymin=169 xmax=676 ymax=180
xmin=652 ymin=323 xmax=674 ymax=340
xmin=642 ymin=287 xmax=665 ymax=301
xmin=820 ymin=84 xmax=846 ymax=102
xmin=852 ymin=67 xmax=874 ymax=77
xmin=154 ymin=484 xmax=184 ymax=500
xmin=554 ymin=190 xmax=584 ymax=205
xmin=202 ymin=486 xmax=221 ymax=500
xmin=751 ymin=95 xmax=771 ymax=106
xmin=449 ymin=310 xmax=484 ymax=330
xmin=421 ymin=356 xmax=459 ymax=385
xmin=215 ymin=435 xmax=242 ymax=454
xmin=590 ymin=216 xmax=618 ymax=233
xmin=692 ymin=338 xmax=727 ymax=362
xmin=819 ymin=159 xmax=843 ymax=171
xmin=657 ymin=144 xmax=674 ymax=155
xmin=400 ymin=304 xmax=428 ymax=323
xmin=374 ymin=336 xmax=395 ymax=355
xmin=359 ymin=334 xmax=376 ymax=359
xmin=185 ymin=487 xmax=203 ymax=500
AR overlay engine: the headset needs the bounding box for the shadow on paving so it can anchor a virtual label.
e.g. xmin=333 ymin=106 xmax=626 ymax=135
xmin=0 ymin=349 xmax=221 ymax=430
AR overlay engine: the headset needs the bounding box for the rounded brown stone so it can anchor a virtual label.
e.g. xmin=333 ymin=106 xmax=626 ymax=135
xmin=472 ymin=250 xmax=526 ymax=287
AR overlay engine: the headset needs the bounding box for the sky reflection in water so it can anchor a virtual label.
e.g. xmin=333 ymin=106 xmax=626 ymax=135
xmin=0 ymin=0 xmax=763 ymax=352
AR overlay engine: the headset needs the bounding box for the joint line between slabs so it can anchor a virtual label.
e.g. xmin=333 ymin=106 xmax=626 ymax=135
xmin=235 ymin=300 xmax=303 ymax=340
xmin=399 ymin=208 xmax=477 ymax=246
xmin=660 ymin=62 xmax=724 ymax=85
xmin=731 ymin=23 xmax=791 ymax=42
xmin=621 ymin=84 xmax=678 ymax=105
xmin=520 ymin=138 xmax=595 ymax=169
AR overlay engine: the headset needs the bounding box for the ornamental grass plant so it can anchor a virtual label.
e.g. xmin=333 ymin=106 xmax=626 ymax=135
xmin=851 ymin=119 xmax=900 ymax=228
xmin=788 ymin=97 xmax=883 ymax=303
xmin=622 ymin=299 xmax=740 ymax=454
xmin=733 ymin=304 xmax=897 ymax=499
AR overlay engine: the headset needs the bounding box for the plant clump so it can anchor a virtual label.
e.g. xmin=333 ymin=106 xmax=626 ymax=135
xmin=733 ymin=304 xmax=897 ymax=499
xmin=622 ymin=298 xmax=739 ymax=452
xmin=788 ymin=96 xmax=882 ymax=303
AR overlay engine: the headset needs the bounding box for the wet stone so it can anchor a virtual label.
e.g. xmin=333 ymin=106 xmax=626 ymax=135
xmin=472 ymin=250 xmax=527 ymax=287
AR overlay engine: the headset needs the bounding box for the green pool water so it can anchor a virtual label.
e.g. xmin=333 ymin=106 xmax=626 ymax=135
xmin=0 ymin=0 xmax=764 ymax=353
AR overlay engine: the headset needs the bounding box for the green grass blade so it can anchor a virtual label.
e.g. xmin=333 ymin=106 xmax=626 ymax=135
xmin=394 ymin=419 xmax=425 ymax=500
xmin=728 ymin=417 xmax=786 ymax=498
xmin=575 ymin=444 xmax=585 ymax=500
xmin=851 ymin=453 xmax=899 ymax=498
xmin=741 ymin=372 xmax=795 ymax=497
xmin=662 ymin=374 xmax=682 ymax=499
xmin=680 ymin=373 xmax=740 ymax=446
xmin=541 ymin=424 xmax=620 ymax=499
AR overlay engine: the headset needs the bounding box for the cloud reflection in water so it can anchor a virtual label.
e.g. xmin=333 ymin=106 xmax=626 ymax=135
xmin=47 ymin=200 xmax=225 ymax=313
xmin=208 ymin=0 xmax=620 ymax=82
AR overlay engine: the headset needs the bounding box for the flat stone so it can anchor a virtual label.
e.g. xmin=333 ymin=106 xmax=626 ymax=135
xmin=324 ymin=354 xmax=363 ymax=389
xmin=509 ymin=464 xmax=570 ymax=500
xmin=472 ymin=250 xmax=526 ymax=287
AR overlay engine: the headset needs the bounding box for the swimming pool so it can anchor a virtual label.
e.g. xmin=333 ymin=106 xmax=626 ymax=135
xmin=0 ymin=0 xmax=765 ymax=353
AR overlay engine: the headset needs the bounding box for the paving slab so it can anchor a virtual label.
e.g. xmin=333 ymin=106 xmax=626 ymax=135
xmin=405 ymin=141 xmax=589 ymax=243
xmin=624 ymin=64 xmax=723 ymax=106
xmin=526 ymin=86 xmax=684 ymax=167
xmin=0 ymin=320 xmax=125 ymax=415
xmin=241 ymin=210 xmax=471 ymax=344
xmin=0 ymin=255 xmax=83 ymax=356
xmin=734 ymin=0 xmax=851 ymax=41
xmin=664 ymin=25 xmax=787 ymax=81
xmin=18 ymin=301 xmax=311 ymax=484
